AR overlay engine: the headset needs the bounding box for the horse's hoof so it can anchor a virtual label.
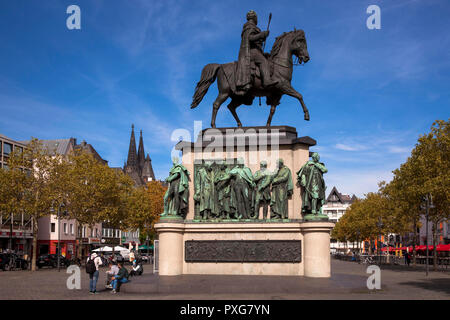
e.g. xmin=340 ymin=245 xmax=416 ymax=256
xmin=304 ymin=113 xmax=310 ymax=121
xmin=211 ymin=124 xmax=216 ymax=128
xmin=266 ymin=122 xmax=271 ymax=127
xmin=237 ymin=123 xmax=242 ymax=128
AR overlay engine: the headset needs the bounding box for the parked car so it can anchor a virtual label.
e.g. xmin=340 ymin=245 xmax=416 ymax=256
xmin=0 ymin=253 xmax=28 ymax=271
xmin=36 ymin=254 xmax=70 ymax=268
xmin=102 ymin=252 xmax=125 ymax=264
xmin=139 ymin=253 xmax=151 ymax=263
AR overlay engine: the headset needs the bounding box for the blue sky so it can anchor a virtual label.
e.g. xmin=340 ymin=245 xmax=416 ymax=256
xmin=0 ymin=0 xmax=449 ymax=197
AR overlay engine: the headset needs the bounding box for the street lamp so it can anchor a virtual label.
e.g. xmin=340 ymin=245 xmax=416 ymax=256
xmin=376 ymin=217 xmax=384 ymax=265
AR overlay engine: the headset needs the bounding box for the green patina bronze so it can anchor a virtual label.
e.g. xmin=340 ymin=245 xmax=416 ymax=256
xmin=296 ymin=152 xmax=328 ymax=221
xmin=194 ymin=161 xmax=217 ymax=220
xmin=229 ymin=158 xmax=255 ymax=220
xmin=162 ymin=157 xmax=190 ymax=219
xmin=214 ymin=160 xmax=233 ymax=219
xmin=270 ymin=159 xmax=293 ymax=219
xmin=253 ymin=160 xmax=272 ymax=220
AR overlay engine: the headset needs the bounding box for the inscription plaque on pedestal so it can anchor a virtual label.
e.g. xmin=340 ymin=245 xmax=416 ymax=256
xmin=185 ymin=240 xmax=301 ymax=263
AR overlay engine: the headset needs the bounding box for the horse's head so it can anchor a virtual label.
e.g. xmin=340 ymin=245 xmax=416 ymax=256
xmin=291 ymin=30 xmax=310 ymax=64
xmin=270 ymin=29 xmax=310 ymax=66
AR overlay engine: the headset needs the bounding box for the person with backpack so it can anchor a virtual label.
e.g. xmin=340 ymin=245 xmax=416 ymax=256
xmin=111 ymin=262 xmax=129 ymax=294
xmin=86 ymin=252 xmax=103 ymax=294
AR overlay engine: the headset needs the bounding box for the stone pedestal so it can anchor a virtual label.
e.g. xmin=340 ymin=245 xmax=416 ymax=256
xmin=155 ymin=126 xmax=334 ymax=278
xmin=157 ymin=221 xmax=184 ymax=276
xmin=154 ymin=220 xmax=334 ymax=277
xmin=302 ymin=221 xmax=335 ymax=278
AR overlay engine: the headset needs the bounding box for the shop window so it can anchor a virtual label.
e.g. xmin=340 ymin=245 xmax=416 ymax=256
xmin=51 ymin=223 xmax=55 ymax=233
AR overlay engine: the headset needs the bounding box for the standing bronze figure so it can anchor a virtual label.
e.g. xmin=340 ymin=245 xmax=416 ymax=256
xmin=253 ymin=160 xmax=272 ymax=219
xmin=270 ymin=159 xmax=293 ymax=219
xmin=194 ymin=162 xmax=217 ymax=220
xmin=162 ymin=157 xmax=190 ymax=218
xmin=215 ymin=161 xmax=233 ymax=219
xmin=191 ymin=10 xmax=310 ymax=128
xmin=229 ymin=158 xmax=255 ymax=219
xmin=296 ymin=152 xmax=328 ymax=221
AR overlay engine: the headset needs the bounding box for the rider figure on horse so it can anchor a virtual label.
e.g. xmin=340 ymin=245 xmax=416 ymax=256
xmin=236 ymin=10 xmax=278 ymax=96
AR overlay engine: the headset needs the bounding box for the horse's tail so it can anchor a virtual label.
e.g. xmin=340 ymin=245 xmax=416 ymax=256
xmin=191 ymin=63 xmax=220 ymax=109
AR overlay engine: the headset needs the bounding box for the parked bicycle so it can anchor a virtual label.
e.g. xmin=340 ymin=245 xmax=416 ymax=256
xmin=359 ymin=255 xmax=375 ymax=265
xmin=0 ymin=253 xmax=28 ymax=271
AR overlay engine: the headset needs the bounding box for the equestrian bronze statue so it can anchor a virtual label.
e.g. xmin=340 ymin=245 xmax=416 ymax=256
xmin=191 ymin=11 xmax=310 ymax=128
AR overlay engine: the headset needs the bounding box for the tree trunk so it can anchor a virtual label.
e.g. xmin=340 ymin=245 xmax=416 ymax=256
xmin=76 ymin=221 xmax=82 ymax=261
xmin=31 ymin=216 xmax=38 ymax=271
xmin=433 ymin=221 xmax=438 ymax=271
xmin=412 ymin=219 xmax=417 ymax=266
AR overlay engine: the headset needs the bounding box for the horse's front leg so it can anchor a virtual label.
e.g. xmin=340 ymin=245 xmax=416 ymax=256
xmin=280 ymin=84 xmax=310 ymax=121
xmin=266 ymin=105 xmax=276 ymax=126
xmin=227 ymin=99 xmax=243 ymax=127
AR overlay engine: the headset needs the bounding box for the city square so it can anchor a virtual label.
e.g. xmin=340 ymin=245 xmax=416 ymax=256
xmin=0 ymin=259 xmax=449 ymax=300
xmin=0 ymin=0 xmax=449 ymax=308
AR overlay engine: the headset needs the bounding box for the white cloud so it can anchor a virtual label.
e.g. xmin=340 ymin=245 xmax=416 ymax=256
xmin=334 ymin=143 xmax=367 ymax=151
xmin=326 ymin=169 xmax=394 ymax=198
xmin=388 ymin=146 xmax=411 ymax=154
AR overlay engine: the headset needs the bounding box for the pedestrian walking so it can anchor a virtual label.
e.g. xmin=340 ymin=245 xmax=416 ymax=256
xmin=86 ymin=252 xmax=103 ymax=294
xmin=405 ymin=252 xmax=411 ymax=266
xmin=111 ymin=262 xmax=129 ymax=294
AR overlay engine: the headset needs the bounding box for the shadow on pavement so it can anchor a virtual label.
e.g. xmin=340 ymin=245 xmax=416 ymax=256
xmin=398 ymin=278 xmax=450 ymax=295
xmin=379 ymin=264 xmax=450 ymax=274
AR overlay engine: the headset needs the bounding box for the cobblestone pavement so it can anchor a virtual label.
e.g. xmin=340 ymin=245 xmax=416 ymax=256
xmin=0 ymin=260 xmax=449 ymax=300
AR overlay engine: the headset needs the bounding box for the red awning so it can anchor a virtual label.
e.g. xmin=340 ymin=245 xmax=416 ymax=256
xmin=437 ymin=244 xmax=450 ymax=252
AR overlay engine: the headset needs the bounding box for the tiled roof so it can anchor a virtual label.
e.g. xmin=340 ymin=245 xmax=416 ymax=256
xmin=40 ymin=139 xmax=74 ymax=155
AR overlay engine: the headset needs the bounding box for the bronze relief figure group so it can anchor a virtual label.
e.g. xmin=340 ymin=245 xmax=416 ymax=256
xmin=194 ymin=158 xmax=294 ymax=221
xmin=162 ymin=153 xmax=328 ymax=222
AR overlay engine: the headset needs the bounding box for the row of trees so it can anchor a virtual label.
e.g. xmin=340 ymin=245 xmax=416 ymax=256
xmin=0 ymin=139 xmax=165 ymax=271
xmin=333 ymin=119 xmax=450 ymax=268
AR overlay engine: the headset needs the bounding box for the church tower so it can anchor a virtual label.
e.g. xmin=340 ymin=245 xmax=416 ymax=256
xmin=123 ymin=125 xmax=156 ymax=186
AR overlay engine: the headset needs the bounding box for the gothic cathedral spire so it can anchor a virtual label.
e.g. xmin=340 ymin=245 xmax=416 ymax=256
xmin=126 ymin=124 xmax=138 ymax=170
xmin=137 ymin=129 xmax=146 ymax=172
xmin=124 ymin=125 xmax=156 ymax=186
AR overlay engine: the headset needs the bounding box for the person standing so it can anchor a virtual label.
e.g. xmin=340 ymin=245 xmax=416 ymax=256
xmin=86 ymin=252 xmax=103 ymax=294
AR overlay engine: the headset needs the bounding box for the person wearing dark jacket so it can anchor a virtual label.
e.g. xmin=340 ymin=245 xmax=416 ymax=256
xmin=111 ymin=262 xmax=129 ymax=293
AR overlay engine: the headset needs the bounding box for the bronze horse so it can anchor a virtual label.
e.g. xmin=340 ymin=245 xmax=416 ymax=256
xmin=191 ymin=29 xmax=310 ymax=128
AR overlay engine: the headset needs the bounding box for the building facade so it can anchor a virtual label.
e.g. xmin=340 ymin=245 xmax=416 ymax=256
xmin=35 ymin=138 xmax=108 ymax=258
xmin=323 ymin=186 xmax=360 ymax=253
xmin=0 ymin=134 xmax=33 ymax=254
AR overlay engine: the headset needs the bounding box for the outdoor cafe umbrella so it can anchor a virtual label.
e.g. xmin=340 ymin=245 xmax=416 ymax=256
xmin=93 ymin=246 xmax=113 ymax=252
xmin=113 ymin=246 xmax=129 ymax=252
xmin=138 ymin=244 xmax=154 ymax=250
